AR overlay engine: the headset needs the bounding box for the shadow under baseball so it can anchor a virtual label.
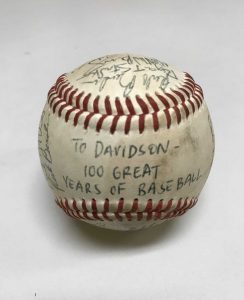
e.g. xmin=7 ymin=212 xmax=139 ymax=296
xmin=67 ymin=217 xmax=184 ymax=248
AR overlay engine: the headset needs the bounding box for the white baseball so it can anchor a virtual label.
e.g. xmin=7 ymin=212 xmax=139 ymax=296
xmin=38 ymin=54 xmax=214 ymax=231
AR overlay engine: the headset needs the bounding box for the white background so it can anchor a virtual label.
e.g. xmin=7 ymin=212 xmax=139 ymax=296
xmin=1 ymin=0 xmax=244 ymax=299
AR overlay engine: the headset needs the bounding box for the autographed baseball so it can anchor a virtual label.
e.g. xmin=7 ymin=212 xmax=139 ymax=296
xmin=38 ymin=54 xmax=214 ymax=231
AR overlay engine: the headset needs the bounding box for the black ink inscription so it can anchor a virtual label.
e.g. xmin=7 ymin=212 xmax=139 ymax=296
xmin=112 ymin=164 xmax=160 ymax=180
xmin=138 ymin=180 xmax=174 ymax=196
xmin=72 ymin=138 xmax=87 ymax=153
xmin=208 ymin=114 xmax=215 ymax=168
xmin=63 ymin=175 xmax=101 ymax=195
xmin=60 ymin=168 xmax=202 ymax=198
xmin=38 ymin=111 xmax=52 ymax=164
xmin=208 ymin=114 xmax=215 ymax=145
xmin=137 ymin=169 xmax=202 ymax=196
xmin=143 ymin=73 xmax=172 ymax=91
xmin=38 ymin=111 xmax=64 ymax=191
xmin=176 ymin=169 xmax=202 ymax=190
xmin=75 ymin=55 xmax=178 ymax=97
xmin=94 ymin=140 xmax=170 ymax=159
xmin=84 ymin=165 xmax=104 ymax=178
xmin=110 ymin=182 xmax=126 ymax=195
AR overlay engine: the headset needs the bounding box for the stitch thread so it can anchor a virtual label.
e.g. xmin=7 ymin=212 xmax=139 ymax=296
xmin=47 ymin=72 xmax=204 ymax=134
xmin=55 ymin=196 xmax=198 ymax=222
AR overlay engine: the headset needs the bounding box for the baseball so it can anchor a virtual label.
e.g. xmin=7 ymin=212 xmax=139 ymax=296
xmin=38 ymin=54 xmax=215 ymax=231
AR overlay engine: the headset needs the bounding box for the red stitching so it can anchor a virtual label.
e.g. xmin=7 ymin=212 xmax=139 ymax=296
xmin=47 ymin=72 xmax=204 ymax=134
xmin=58 ymin=103 xmax=69 ymax=117
xmin=75 ymin=92 xmax=84 ymax=108
xmin=164 ymin=92 xmax=181 ymax=124
xmin=58 ymin=82 xmax=69 ymax=99
xmin=65 ymin=107 xmax=76 ymax=122
xmin=68 ymin=89 xmax=78 ymax=106
xmin=163 ymin=108 xmax=171 ymax=129
xmin=152 ymin=112 xmax=159 ymax=131
xmin=171 ymin=90 xmax=190 ymax=118
xmin=84 ymin=112 xmax=95 ymax=129
xmin=115 ymin=97 xmax=124 ymax=115
xmin=156 ymin=93 xmax=171 ymax=108
xmin=126 ymin=97 xmax=136 ymax=115
xmin=52 ymin=99 xmax=64 ymax=113
xmin=146 ymin=94 xmax=159 ymax=112
xmin=82 ymin=93 xmax=91 ymax=110
xmin=124 ymin=115 xmax=132 ymax=134
xmin=55 ymin=196 xmax=198 ymax=222
xmin=73 ymin=110 xmax=83 ymax=126
xmin=110 ymin=115 xmax=120 ymax=134
xmin=139 ymin=114 xmax=146 ymax=133
xmin=136 ymin=95 xmax=150 ymax=114
xmin=93 ymin=96 xmax=100 ymax=113
xmin=96 ymin=115 xmax=107 ymax=132
xmin=105 ymin=96 xmax=112 ymax=114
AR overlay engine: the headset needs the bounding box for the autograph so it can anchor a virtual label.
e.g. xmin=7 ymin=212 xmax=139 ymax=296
xmin=75 ymin=55 xmax=178 ymax=97
xmin=38 ymin=111 xmax=64 ymax=191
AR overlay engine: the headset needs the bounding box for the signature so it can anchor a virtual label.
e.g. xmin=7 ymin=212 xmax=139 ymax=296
xmin=38 ymin=111 xmax=64 ymax=191
xmin=38 ymin=112 xmax=52 ymax=164
xmin=75 ymin=55 xmax=178 ymax=97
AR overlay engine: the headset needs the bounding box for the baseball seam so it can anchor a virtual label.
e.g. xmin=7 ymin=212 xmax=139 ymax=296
xmin=55 ymin=196 xmax=198 ymax=222
xmin=47 ymin=73 xmax=203 ymax=134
